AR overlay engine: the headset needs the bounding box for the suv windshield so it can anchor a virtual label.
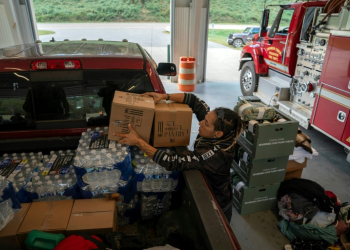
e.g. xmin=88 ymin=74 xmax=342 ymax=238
xmin=0 ymin=70 xmax=154 ymax=131
xmin=243 ymin=28 xmax=251 ymax=33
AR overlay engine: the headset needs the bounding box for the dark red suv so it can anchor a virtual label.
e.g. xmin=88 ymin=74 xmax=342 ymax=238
xmin=0 ymin=40 xmax=176 ymax=153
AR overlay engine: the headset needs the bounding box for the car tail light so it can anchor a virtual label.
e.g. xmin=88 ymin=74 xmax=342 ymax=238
xmin=31 ymin=60 xmax=81 ymax=70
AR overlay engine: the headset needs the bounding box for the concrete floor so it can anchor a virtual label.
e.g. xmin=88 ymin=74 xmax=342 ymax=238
xmin=162 ymin=80 xmax=350 ymax=250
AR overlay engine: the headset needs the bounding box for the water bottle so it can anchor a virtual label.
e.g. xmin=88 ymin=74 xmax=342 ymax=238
xmin=24 ymin=182 xmax=34 ymax=193
xmin=46 ymin=180 xmax=56 ymax=200
xmin=36 ymin=181 xmax=45 ymax=199
xmin=161 ymin=170 xmax=172 ymax=192
xmin=152 ymin=166 xmax=162 ymax=192
xmin=142 ymin=166 xmax=153 ymax=192
xmin=0 ymin=199 xmax=14 ymax=230
xmin=56 ymin=179 xmax=65 ymax=197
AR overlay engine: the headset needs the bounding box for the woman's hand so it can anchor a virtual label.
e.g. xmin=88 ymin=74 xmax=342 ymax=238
xmin=113 ymin=124 xmax=141 ymax=146
xmin=142 ymin=92 xmax=167 ymax=103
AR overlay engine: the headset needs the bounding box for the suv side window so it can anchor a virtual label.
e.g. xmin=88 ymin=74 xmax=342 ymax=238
xmin=251 ymin=28 xmax=260 ymax=34
xmin=268 ymin=8 xmax=295 ymax=38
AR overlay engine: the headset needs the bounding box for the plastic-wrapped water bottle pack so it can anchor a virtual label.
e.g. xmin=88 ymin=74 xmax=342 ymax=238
xmin=74 ymin=127 xmax=133 ymax=199
xmin=0 ymin=152 xmax=44 ymax=202
xmin=140 ymin=192 xmax=172 ymax=220
xmin=0 ymin=176 xmax=21 ymax=231
xmin=132 ymin=147 xmax=179 ymax=193
xmin=117 ymin=194 xmax=139 ymax=226
xmin=28 ymin=150 xmax=78 ymax=201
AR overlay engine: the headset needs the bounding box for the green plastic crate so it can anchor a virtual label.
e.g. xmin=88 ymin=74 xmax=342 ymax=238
xmin=232 ymin=182 xmax=280 ymax=215
xmin=231 ymin=155 xmax=289 ymax=188
xmin=237 ymin=108 xmax=299 ymax=159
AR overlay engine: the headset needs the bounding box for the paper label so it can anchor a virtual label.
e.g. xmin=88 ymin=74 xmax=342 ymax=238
xmin=89 ymin=133 xmax=110 ymax=149
xmin=0 ymin=158 xmax=27 ymax=178
xmin=42 ymin=154 xmax=74 ymax=175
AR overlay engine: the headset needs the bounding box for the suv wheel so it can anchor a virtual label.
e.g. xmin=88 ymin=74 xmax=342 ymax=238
xmin=233 ymin=39 xmax=243 ymax=48
xmin=240 ymin=61 xmax=258 ymax=96
xmin=228 ymin=40 xmax=233 ymax=45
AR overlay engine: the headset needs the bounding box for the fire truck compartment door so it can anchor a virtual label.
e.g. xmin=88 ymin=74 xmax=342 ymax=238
xmin=319 ymin=34 xmax=350 ymax=92
xmin=342 ymin=117 xmax=350 ymax=147
xmin=313 ymin=90 xmax=350 ymax=141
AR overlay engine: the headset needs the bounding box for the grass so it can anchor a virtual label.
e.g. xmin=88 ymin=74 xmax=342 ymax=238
xmin=208 ymin=29 xmax=243 ymax=49
xmin=163 ymin=29 xmax=244 ymax=49
xmin=33 ymin=0 xmax=288 ymax=24
xmin=38 ymin=30 xmax=55 ymax=36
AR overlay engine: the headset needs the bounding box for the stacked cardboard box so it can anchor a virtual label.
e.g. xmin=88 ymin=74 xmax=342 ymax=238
xmin=232 ymin=99 xmax=299 ymax=215
xmin=108 ymin=91 xmax=193 ymax=147
xmin=0 ymin=199 xmax=117 ymax=249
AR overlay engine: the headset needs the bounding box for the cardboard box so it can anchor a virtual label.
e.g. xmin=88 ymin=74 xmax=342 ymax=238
xmin=231 ymin=155 xmax=289 ymax=187
xmin=232 ymin=182 xmax=280 ymax=215
xmin=0 ymin=203 xmax=31 ymax=250
xmin=66 ymin=198 xmax=117 ymax=236
xmin=153 ymin=102 xmax=193 ymax=147
xmin=285 ymin=159 xmax=307 ymax=180
xmin=17 ymin=200 xmax=74 ymax=249
xmin=108 ymin=91 xmax=155 ymax=143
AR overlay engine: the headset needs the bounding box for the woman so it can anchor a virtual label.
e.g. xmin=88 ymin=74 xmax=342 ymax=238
xmin=114 ymin=92 xmax=244 ymax=222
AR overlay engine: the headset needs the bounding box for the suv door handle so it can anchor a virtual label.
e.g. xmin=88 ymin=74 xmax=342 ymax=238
xmin=268 ymin=40 xmax=273 ymax=45
xmin=280 ymin=41 xmax=286 ymax=44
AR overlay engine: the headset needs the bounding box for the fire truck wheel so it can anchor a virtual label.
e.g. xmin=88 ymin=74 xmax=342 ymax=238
xmin=240 ymin=61 xmax=258 ymax=96
xmin=233 ymin=39 xmax=243 ymax=48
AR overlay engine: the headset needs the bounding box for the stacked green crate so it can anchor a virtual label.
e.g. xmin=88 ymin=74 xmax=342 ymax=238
xmin=232 ymin=98 xmax=299 ymax=215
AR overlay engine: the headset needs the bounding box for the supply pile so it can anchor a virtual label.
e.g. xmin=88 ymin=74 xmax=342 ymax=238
xmin=231 ymin=97 xmax=298 ymax=214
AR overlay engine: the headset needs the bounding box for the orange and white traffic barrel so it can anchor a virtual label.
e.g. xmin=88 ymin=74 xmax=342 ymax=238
xmin=178 ymin=57 xmax=196 ymax=92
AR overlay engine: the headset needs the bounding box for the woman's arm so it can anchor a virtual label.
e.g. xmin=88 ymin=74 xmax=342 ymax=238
xmin=143 ymin=92 xmax=210 ymax=122
xmin=142 ymin=92 xmax=185 ymax=103
xmin=114 ymin=124 xmax=216 ymax=171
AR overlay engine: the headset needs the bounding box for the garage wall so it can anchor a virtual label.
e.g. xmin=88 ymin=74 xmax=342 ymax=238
xmin=0 ymin=2 xmax=19 ymax=48
xmin=173 ymin=7 xmax=190 ymax=82
xmin=0 ymin=0 xmax=38 ymax=49
xmin=171 ymin=0 xmax=209 ymax=83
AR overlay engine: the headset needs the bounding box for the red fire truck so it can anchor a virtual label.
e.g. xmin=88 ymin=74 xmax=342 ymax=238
xmin=239 ymin=0 xmax=350 ymax=161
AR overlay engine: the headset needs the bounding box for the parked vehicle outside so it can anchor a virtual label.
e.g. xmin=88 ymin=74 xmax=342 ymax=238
xmin=227 ymin=27 xmax=261 ymax=48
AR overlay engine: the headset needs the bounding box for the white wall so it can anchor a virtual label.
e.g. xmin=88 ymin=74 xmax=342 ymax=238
xmin=171 ymin=0 xmax=209 ymax=83
xmin=0 ymin=0 xmax=38 ymax=48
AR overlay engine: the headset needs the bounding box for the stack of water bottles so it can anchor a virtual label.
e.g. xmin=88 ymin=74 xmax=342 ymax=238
xmin=140 ymin=192 xmax=172 ymax=220
xmin=28 ymin=150 xmax=78 ymax=201
xmin=74 ymin=127 xmax=133 ymax=200
xmin=0 ymin=176 xmax=21 ymax=230
xmin=130 ymin=147 xmax=180 ymax=220
xmin=117 ymin=194 xmax=139 ymax=226
xmin=132 ymin=148 xmax=178 ymax=193
xmin=0 ymin=152 xmax=43 ymax=203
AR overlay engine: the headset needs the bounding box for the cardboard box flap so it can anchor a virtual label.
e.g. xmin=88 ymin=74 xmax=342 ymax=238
xmin=286 ymin=159 xmax=307 ymax=172
xmin=72 ymin=199 xmax=115 ymax=213
xmin=18 ymin=200 xmax=73 ymax=233
xmin=0 ymin=203 xmax=31 ymax=237
xmin=67 ymin=212 xmax=114 ymax=231
xmin=112 ymin=91 xmax=155 ymax=110
xmin=155 ymin=103 xmax=192 ymax=112
xmin=14 ymin=203 xmax=31 ymax=219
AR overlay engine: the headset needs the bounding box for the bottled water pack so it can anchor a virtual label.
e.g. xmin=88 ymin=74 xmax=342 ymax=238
xmin=0 ymin=152 xmax=43 ymax=194
xmin=29 ymin=151 xmax=77 ymax=201
xmin=0 ymin=176 xmax=18 ymax=230
xmin=140 ymin=192 xmax=172 ymax=220
xmin=117 ymin=194 xmax=139 ymax=226
xmin=132 ymin=148 xmax=178 ymax=193
xmin=75 ymin=127 xmax=132 ymax=198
